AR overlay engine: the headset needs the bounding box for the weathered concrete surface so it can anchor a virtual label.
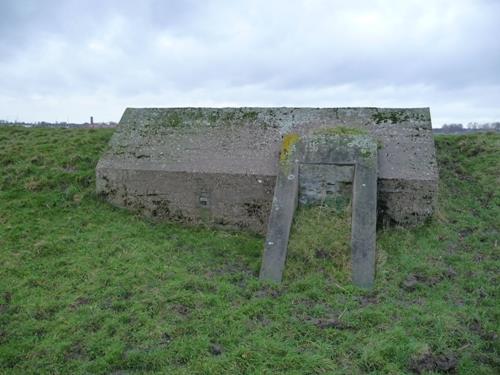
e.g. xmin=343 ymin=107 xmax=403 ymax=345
xmin=97 ymin=169 xmax=275 ymax=233
xmin=260 ymin=143 xmax=299 ymax=282
xmin=96 ymin=107 xmax=438 ymax=233
xmin=299 ymin=164 xmax=354 ymax=205
xmin=260 ymin=133 xmax=378 ymax=287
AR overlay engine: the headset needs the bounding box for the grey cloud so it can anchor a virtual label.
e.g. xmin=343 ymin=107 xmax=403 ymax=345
xmin=0 ymin=0 xmax=499 ymax=125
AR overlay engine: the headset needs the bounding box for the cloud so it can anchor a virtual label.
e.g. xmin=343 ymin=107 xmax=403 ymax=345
xmin=0 ymin=0 xmax=499 ymax=126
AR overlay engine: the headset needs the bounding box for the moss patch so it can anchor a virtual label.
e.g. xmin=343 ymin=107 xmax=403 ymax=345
xmin=314 ymin=126 xmax=367 ymax=136
xmin=372 ymin=110 xmax=411 ymax=124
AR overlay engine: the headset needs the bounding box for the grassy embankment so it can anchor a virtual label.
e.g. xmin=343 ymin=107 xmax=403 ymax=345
xmin=0 ymin=127 xmax=498 ymax=374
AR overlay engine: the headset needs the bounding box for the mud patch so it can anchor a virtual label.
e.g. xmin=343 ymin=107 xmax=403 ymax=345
xmin=209 ymin=343 xmax=223 ymax=356
xmin=69 ymin=297 xmax=90 ymax=310
xmin=314 ymin=248 xmax=332 ymax=259
xmin=159 ymin=332 xmax=172 ymax=346
xmin=409 ymin=351 xmax=457 ymax=374
xmin=312 ymin=317 xmax=352 ymax=330
xmin=357 ymin=294 xmax=379 ymax=307
xmin=172 ymin=304 xmax=190 ymax=317
xmin=65 ymin=342 xmax=86 ymax=361
xmin=253 ymin=285 xmax=284 ymax=299
xmin=0 ymin=291 xmax=11 ymax=314
xmin=401 ymin=273 xmax=443 ymax=291
xmin=469 ymin=319 xmax=498 ymax=341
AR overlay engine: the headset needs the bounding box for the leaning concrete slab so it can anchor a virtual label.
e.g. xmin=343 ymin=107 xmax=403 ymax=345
xmin=259 ymin=132 xmax=378 ymax=287
xmin=260 ymin=134 xmax=300 ymax=282
xmin=96 ymin=107 xmax=438 ymax=233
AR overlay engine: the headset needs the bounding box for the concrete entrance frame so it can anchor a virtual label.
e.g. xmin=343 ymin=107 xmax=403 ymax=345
xmin=260 ymin=132 xmax=378 ymax=288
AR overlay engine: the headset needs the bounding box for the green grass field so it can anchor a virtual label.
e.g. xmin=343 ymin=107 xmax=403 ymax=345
xmin=0 ymin=127 xmax=498 ymax=374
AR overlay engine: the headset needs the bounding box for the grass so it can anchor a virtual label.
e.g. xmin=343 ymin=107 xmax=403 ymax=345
xmin=287 ymin=199 xmax=352 ymax=284
xmin=0 ymin=127 xmax=499 ymax=374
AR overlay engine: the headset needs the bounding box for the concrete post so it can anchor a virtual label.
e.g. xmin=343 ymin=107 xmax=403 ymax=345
xmin=260 ymin=137 xmax=300 ymax=282
xmin=351 ymin=161 xmax=378 ymax=288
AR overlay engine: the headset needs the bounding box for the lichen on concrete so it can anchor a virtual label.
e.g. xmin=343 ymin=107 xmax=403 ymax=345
xmin=280 ymin=133 xmax=300 ymax=162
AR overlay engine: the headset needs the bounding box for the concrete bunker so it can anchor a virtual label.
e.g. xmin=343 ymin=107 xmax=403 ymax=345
xmin=96 ymin=107 xmax=438 ymax=287
xmin=96 ymin=107 xmax=438 ymax=234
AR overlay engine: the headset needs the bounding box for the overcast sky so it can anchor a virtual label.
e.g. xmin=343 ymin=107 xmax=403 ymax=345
xmin=1 ymin=0 xmax=499 ymax=127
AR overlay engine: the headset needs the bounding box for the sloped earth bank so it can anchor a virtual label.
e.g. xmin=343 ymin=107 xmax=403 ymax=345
xmin=0 ymin=128 xmax=498 ymax=374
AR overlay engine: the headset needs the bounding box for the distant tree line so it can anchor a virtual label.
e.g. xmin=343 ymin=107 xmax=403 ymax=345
xmin=0 ymin=119 xmax=117 ymax=129
xmin=435 ymin=122 xmax=500 ymax=133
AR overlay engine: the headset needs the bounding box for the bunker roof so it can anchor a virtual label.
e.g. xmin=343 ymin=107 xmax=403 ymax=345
xmin=98 ymin=107 xmax=438 ymax=181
